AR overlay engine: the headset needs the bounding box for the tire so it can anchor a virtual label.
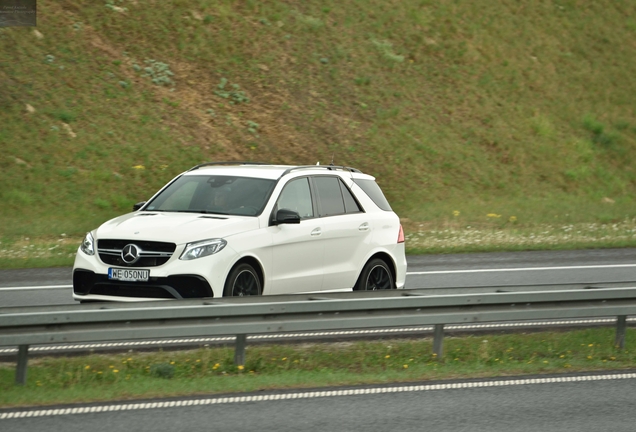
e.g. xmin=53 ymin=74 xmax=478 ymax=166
xmin=354 ymin=258 xmax=395 ymax=291
xmin=223 ymin=263 xmax=262 ymax=297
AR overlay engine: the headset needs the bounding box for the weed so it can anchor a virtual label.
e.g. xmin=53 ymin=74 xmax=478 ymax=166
xmin=51 ymin=110 xmax=76 ymax=123
xmin=162 ymin=98 xmax=179 ymax=108
xmin=582 ymin=114 xmax=605 ymax=135
xmin=246 ymin=120 xmax=259 ymax=135
xmin=371 ymin=39 xmax=405 ymax=63
xmin=214 ymin=78 xmax=250 ymax=104
xmin=93 ymin=198 xmax=111 ymax=210
xmin=135 ymin=59 xmax=175 ymax=86
xmin=582 ymin=115 xmax=619 ymax=149
xmin=354 ymin=76 xmax=371 ymax=86
xmin=105 ymin=0 xmax=127 ymax=13
xmin=295 ymin=12 xmax=324 ymax=31
xmin=150 ymin=363 xmax=175 ymax=379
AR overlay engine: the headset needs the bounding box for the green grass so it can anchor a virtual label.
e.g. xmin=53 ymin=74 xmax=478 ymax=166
xmin=1 ymin=327 xmax=634 ymax=408
xmin=1 ymin=0 xmax=636 ymax=264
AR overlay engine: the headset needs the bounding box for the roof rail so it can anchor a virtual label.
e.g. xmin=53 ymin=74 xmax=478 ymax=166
xmin=187 ymin=161 xmax=270 ymax=171
xmin=279 ymin=165 xmax=363 ymax=178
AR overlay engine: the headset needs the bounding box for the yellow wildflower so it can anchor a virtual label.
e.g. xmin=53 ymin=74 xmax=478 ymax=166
xmin=132 ymin=165 xmax=145 ymax=170
xmin=453 ymin=210 xmax=460 ymax=217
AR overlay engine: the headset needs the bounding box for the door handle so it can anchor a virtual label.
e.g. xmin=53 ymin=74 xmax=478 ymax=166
xmin=311 ymin=227 xmax=322 ymax=236
xmin=358 ymin=222 xmax=370 ymax=231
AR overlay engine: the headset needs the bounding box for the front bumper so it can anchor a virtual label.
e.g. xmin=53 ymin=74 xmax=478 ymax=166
xmin=73 ymin=269 xmax=213 ymax=300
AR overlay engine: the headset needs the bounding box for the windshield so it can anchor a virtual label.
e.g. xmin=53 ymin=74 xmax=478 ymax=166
xmin=145 ymin=175 xmax=276 ymax=216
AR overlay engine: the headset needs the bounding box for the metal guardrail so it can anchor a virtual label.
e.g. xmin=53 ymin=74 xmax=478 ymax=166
xmin=1 ymin=287 xmax=634 ymax=385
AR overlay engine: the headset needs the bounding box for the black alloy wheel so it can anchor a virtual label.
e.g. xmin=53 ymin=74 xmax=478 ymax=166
xmin=224 ymin=263 xmax=262 ymax=297
xmin=355 ymin=258 xmax=395 ymax=291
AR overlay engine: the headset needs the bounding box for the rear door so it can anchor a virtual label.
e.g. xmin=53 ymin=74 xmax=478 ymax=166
xmin=311 ymin=175 xmax=370 ymax=290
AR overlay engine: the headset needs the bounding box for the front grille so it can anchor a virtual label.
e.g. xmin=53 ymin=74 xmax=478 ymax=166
xmin=97 ymin=239 xmax=177 ymax=267
xmin=73 ymin=270 xmax=213 ymax=299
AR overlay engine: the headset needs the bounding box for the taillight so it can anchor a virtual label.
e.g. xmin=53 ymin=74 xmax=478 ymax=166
xmin=397 ymin=224 xmax=405 ymax=243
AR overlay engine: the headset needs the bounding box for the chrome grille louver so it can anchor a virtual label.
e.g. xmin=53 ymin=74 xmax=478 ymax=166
xmin=97 ymin=239 xmax=176 ymax=267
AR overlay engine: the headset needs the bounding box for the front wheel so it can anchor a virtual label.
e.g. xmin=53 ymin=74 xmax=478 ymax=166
xmin=224 ymin=263 xmax=262 ymax=297
xmin=354 ymin=258 xmax=395 ymax=291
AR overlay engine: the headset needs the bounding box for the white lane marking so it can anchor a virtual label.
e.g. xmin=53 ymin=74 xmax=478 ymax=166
xmin=2 ymin=263 xmax=635 ymax=289
xmin=2 ymin=373 xmax=635 ymax=419
xmin=0 ymin=285 xmax=71 ymax=292
xmin=407 ymin=263 xmax=636 ymax=275
xmin=1 ymin=318 xmax=632 ymax=355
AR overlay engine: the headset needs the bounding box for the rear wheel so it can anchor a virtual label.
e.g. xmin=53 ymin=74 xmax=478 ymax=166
xmin=354 ymin=258 xmax=395 ymax=291
xmin=224 ymin=263 xmax=262 ymax=297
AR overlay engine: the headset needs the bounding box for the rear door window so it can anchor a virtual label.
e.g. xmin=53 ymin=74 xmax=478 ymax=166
xmin=313 ymin=176 xmax=363 ymax=217
xmin=313 ymin=176 xmax=345 ymax=217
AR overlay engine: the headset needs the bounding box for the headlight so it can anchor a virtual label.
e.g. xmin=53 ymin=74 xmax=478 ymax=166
xmin=80 ymin=231 xmax=95 ymax=256
xmin=180 ymin=238 xmax=227 ymax=260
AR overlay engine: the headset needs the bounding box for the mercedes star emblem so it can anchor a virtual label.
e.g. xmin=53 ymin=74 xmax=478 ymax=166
xmin=121 ymin=244 xmax=141 ymax=264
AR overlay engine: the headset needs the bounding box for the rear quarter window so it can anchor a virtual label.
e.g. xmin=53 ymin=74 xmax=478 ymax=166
xmin=353 ymin=179 xmax=392 ymax=211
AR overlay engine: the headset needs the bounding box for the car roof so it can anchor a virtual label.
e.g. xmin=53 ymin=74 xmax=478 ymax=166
xmin=181 ymin=163 xmax=374 ymax=181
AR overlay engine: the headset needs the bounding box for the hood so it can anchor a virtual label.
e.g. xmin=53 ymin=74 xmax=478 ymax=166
xmin=95 ymin=212 xmax=260 ymax=244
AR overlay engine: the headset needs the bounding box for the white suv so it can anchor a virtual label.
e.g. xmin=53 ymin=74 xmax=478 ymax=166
xmin=73 ymin=163 xmax=407 ymax=301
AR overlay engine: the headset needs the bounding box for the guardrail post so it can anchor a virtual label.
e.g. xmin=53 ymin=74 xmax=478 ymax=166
xmin=433 ymin=324 xmax=444 ymax=360
xmin=234 ymin=334 xmax=246 ymax=366
xmin=615 ymin=316 xmax=627 ymax=349
xmin=15 ymin=345 xmax=29 ymax=386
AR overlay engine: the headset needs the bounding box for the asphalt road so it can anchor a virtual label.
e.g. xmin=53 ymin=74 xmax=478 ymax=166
xmin=1 ymin=248 xmax=636 ymax=307
xmin=2 ymin=250 xmax=636 ymax=429
xmin=3 ymin=373 xmax=635 ymax=431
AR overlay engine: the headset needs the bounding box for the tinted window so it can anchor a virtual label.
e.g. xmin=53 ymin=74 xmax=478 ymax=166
xmin=276 ymin=177 xmax=314 ymax=219
xmin=353 ymin=179 xmax=392 ymax=211
xmin=340 ymin=181 xmax=363 ymax=213
xmin=314 ymin=176 xmax=345 ymax=217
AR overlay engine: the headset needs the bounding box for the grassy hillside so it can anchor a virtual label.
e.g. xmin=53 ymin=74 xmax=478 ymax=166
xmin=2 ymin=0 xmax=636 ymax=258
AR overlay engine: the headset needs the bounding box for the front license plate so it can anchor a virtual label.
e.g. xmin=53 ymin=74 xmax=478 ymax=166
xmin=108 ymin=268 xmax=150 ymax=282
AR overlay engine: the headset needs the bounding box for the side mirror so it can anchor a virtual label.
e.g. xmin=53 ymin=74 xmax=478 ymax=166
xmin=272 ymin=209 xmax=301 ymax=225
xmin=133 ymin=201 xmax=146 ymax=211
